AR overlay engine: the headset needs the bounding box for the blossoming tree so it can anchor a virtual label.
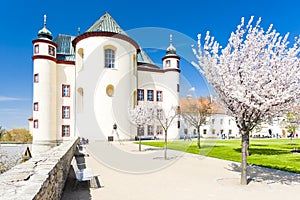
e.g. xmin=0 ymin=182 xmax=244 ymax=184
xmin=129 ymin=102 xmax=154 ymax=151
xmin=193 ymin=16 xmax=300 ymax=185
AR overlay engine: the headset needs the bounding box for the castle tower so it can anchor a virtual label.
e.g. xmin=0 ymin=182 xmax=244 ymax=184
xmin=161 ymin=34 xmax=181 ymax=137
xmin=32 ymin=15 xmax=57 ymax=149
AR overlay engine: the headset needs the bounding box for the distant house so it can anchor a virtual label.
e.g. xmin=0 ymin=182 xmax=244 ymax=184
xmin=180 ymin=97 xmax=239 ymax=139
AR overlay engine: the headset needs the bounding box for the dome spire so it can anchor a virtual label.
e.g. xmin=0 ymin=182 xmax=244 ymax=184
xmin=166 ymin=34 xmax=176 ymax=55
xmin=38 ymin=14 xmax=53 ymax=40
xmin=44 ymin=14 xmax=47 ymax=27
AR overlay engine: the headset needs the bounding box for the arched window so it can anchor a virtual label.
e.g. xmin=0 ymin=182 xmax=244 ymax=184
xmin=105 ymin=49 xmax=115 ymax=68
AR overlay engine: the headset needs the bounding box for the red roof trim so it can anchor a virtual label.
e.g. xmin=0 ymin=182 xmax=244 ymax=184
xmin=57 ymin=60 xmax=75 ymax=65
xmin=72 ymin=32 xmax=140 ymax=51
xmin=32 ymin=55 xmax=57 ymax=62
xmin=32 ymin=39 xmax=57 ymax=47
xmin=162 ymin=55 xmax=181 ymax=61
xmin=138 ymin=67 xmax=180 ymax=73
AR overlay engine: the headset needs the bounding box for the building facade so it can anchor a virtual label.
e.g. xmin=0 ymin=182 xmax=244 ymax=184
xmin=30 ymin=13 xmax=181 ymax=145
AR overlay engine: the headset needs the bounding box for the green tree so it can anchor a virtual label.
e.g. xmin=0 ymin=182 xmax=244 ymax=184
xmin=284 ymin=112 xmax=299 ymax=144
xmin=0 ymin=126 xmax=7 ymax=140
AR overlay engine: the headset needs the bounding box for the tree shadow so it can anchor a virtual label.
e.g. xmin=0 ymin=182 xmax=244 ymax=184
xmin=233 ymin=148 xmax=288 ymax=155
xmin=226 ymin=163 xmax=300 ymax=185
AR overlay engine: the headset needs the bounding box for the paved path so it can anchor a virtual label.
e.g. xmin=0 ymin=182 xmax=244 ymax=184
xmin=62 ymin=141 xmax=300 ymax=200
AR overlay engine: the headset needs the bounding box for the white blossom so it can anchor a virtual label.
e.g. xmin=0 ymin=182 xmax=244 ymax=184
xmin=193 ymin=16 xmax=300 ymax=132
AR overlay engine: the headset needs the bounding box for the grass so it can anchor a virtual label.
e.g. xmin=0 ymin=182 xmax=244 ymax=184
xmin=141 ymin=138 xmax=300 ymax=174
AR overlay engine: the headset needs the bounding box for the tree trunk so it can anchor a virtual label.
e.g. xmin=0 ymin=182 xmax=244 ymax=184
xmin=139 ymin=136 xmax=141 ymax=151
xmin=246 ymin=133 xmax=249 ymax=156
xmin=197 ymin=127 xmax=201 ymax=149
xmin=241 ymin=132 xmax=248 ymax=185
xmin=164 ymin=131 xmax=168 ymax=160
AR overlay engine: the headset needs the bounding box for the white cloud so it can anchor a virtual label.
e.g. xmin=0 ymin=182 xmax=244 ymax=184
xmin=0 ymin=96 xmax=24 ymax=101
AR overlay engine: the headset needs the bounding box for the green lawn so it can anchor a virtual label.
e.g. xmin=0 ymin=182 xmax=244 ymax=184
xmin=141 ymin=138 xmax=300 ymax=173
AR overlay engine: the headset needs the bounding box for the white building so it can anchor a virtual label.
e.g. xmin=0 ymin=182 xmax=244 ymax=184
xmin=30 ymin=13 xmax=181 ymax=145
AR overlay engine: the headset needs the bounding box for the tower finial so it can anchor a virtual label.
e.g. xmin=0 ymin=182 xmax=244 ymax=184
xmin=44 ymin=14 xmax=47 ymax=27
xmin=170 ymin=34 xmax=173 ymax=45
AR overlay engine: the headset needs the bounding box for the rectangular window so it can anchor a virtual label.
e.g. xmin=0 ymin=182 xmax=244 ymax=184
xmin=203 ymin=129 xmax=207 ymax=135
xmin=229 ymin=119 xmax=231 ymax=125
xmin=220 ymin=119 xmax=223 ymax=125
xmin=166 ymin=60 xmax=170 ymax=68
xmin=48 ymin=45 xmax=55 ymax=56
xmin=147 ymin=90 xmax=154 ymax=101
xmin=212 ymin=129 xmax=216 ymax=134
xmin=34 ymin=44 xmax=39 ymax=54
xmin=156 ymin=91 xmax=163 ymax=101
xmin=156 ymin=126 xmax=163 ymax=135
xmin=62 ymin=106 xmax=70 ymax=119
xmin=177 ymin=60 xmax=180 ymax=68
xmin=105 ymin=49 xmax=115 ymax=68
xmin=177 ymin=84 xmax=180 ymax=92
xmin=177 ymin=120 xmax=180 ymax=129
xmin=212 ymin=119 xmax=215 ymax=124
xmin=33 ymin=120 xmax=38 ymax=128
xmin=137 ymin=89 xmax=144 ymax=101
xmin=147 ymin=125 xmax=154 ymax=136
xmin=157 ymin=109 xmax=163 ymax=120
xmin=62 ymin=84 xmax=70 ymax=97
xmin=137 ymin=126 xmax=144 ymax=136
xmin=34 ymin=73 xmax=39 ymax=83
xmin=34 ymin=102 xmax=39 ymax=111
xmin=62 ymin=125 xmax=70 ymax=137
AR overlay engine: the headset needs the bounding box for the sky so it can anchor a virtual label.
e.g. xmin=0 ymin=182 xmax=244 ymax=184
xmin=1 ymin=0 xmax=300 ymax=130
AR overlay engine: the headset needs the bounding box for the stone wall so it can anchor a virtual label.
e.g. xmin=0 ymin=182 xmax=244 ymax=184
xmin=0 ymin=138 xmax=79 ymax=200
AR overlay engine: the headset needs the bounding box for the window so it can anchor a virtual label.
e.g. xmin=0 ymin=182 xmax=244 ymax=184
xmin=48 ymin=45 xmax=55 ymax=56
xmin=147 ymin=90 xmax=154 ymax=101
xmin=203 ymin=129 xmax=207 ymax=135
xmin=62 ymin=125 xmax=70 ymax=137
xmin=34 ymin=102 xmax=39 ymax=111
xmin=212 ymin=119 xmax=215 ymax=124
xmin=229 ymin=119 xmax=231 ymax=125
xmin=229 ymin=129 xmax=232 ymax=135
xmin=156 ymin=91 xmax=163 ymax=101
xmin=147 ymin=125 xmax=154 ymax=136
xmin=106 ymin=84 xmax=114 ymax=97
xmin=33 ymin=120 xmax=38 ymax=128
xmin=212 ymin=129 xmax=216 ymax=134
xmin=34 ymin=44 xmax=39 ymax=54
xmin=157 ymin=126 xmax=163 ymax=135
xmin=157 ymin=109 xmax=163 ymax=120
xmin=62 ymin=106 xmax=70 ymax=119
xmin=62 ymin=85 xmax=70 ymax=97
xmin=137 ymin=89 xmax=144 ymax=101
xmin=105 ymin=49 xmax=115 ymax=68
xmin=34 ymin=74 xmax=39 ymax=83
xmin=177 ymin=84 xmax=180 ymax=92
xmin=166 ymin=60 xmax=170 ymax=68
xmin=177 ymin=60 xmax=180 ymax=68
xmin=177 ymin=120 xmax=180 ymax=129
xmin=137 ymin=126 xmax=144 ymax=136
xmin=220 ymin=119 xmax=223 ymax=125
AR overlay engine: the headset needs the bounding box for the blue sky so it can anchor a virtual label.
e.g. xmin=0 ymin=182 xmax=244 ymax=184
xmin=1 ymin=0 xmax=300 ymax=130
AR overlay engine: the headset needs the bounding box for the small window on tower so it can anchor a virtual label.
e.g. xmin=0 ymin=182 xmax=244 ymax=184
xmin=177 ymin=60 xmax=180 ymax=68
xmin=48 ymin=46 xmax=55 ymax=56
xmin=62 ymin=106 xmax=70 ymax=119
xmin=62 ymin=125 xmax=70 ymax=137
xmin=166 ymin=60 xmax=170 ymax=68
xmin=105 ymin=49 xmax=115 ymax=68
xmin=34 ymin=45 xmax=39 ymax=54
xmin=34 ymin=102 xmax=39 ymax=111
xmin=177 ymin=84 xmax=180 ymax=92
xmin=33 ymin=120 xmax=38 ymax=129
xmin=34 ymin=74 xmax=39 ymax=83
xmin=62 ymin=85 xmax=70 ymax=97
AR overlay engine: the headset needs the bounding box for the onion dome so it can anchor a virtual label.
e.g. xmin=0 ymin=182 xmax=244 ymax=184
xmin=38 ymin=15 xmax=53 ymax=40
xmin=166 ymin=34 xmax=176 ymax=55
